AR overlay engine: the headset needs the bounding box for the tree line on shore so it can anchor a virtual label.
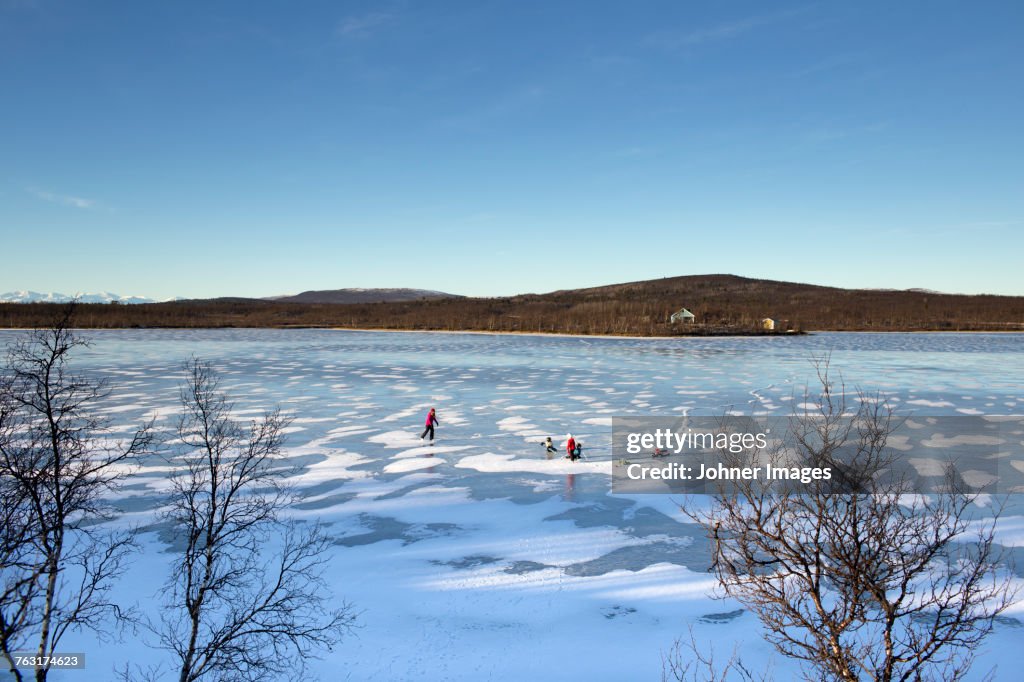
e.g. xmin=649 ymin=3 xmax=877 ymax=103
xmin=1 ymin=275 xmax=1022 ymax=334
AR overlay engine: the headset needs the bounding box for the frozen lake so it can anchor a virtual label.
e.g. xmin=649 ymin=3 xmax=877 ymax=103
xmin=5 ymin=329 xmax=1023 ymax=681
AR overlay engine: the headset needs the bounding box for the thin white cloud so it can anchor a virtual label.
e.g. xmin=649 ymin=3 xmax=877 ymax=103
xmin=656 ymin=17 xmax=764 ymax=48
xmin=28 ymin=187 xmax=96 ymax=209
xmin=647 ymin=6 xmax=813 ymax=50
xmin=788 ymin=51 xmax=870 ymax=79
xmin=611 ymin=146 xmax=660 ymax=159
xmin=337 ymin=12 xmax=394 ymax=38
xmin=437 ymin=84 xmax=546 ymax=130
xmin=801 ymin=120 xmax=890 ymax=144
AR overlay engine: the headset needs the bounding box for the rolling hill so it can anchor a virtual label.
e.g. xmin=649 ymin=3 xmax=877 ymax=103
xmin=267 ymin=288 xmax=461 ymax=304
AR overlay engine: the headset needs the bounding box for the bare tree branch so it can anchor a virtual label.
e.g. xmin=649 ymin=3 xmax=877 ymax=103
xmin=681 ymin=357 xmax=1018 ymax=682
xmin=143 ymin=359 xmax=355 ymax=682
xmin=0 ymin=305 xmax=153 ymax=681
xmin=662 ymin=625 xmax=772 ymax=682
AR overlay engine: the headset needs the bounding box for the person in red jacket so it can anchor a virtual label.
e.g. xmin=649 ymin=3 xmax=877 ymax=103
xmin=565 ymin=433 xmax=577 ymax=461
xmin=421 ymin=407 xmax=439 ymax=444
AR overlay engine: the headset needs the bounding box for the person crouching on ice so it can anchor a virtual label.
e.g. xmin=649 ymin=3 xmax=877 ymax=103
xmin=543 ymin=436 xmax=558 ymax=454
xmin=421 ymin=407 xmax=439 ymax=444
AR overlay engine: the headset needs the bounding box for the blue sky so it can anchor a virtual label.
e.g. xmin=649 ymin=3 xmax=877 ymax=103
xmin=2 ymin=1 xmax=1022 ymax=298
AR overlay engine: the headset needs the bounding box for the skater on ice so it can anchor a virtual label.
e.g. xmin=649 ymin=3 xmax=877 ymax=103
xmin=421 ymin=407 xmax=439 ymax=444
xmin=565 ymin=434 xmax=582 ymax=461
xmin=542 ymin=436 xmax=558 ymax=454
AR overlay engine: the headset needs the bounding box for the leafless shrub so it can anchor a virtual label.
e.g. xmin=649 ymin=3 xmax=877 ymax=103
xmin=0 ymin=306 xmax=152 ymax=681
xmin=661 ymin=625 xmax=771 ymax=681
xmin=138 ymin=359 xmax=355 ymax=682
xmin=681 ymin=358 xmax=1018 ymax=682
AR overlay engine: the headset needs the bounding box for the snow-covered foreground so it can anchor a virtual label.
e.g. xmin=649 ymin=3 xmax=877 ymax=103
xmin=7 ymin=329 xmax=1021 ymax=681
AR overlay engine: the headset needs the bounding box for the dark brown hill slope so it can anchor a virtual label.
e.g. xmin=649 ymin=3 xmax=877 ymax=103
xmin=269 ymin=288 xmax=461 ymax=304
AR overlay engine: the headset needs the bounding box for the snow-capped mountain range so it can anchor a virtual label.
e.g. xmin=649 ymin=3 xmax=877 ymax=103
xmin=0 ymin=290 xmax=175 ymax=304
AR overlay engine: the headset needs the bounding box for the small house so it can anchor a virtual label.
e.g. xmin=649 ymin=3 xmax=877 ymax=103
xmin=670 ymin=308 xmax=696 ymax=324
xmin=762 ymin=318 xmax=776 ymax=330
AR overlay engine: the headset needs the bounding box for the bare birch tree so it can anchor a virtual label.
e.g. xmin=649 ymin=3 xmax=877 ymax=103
xmin=147 ymin=359 xmax=354 ymax=682
xmin=682 ymin=361 xmax=1018 ymax=682
xmin=0 ymin=431 xmax=40 ymax=679
xmin=0 ymin=308 xmax=152 ymax=681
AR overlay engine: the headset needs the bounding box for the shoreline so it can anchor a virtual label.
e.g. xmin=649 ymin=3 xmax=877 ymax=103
xmin=326 ymin=327 xmax=803 ymax=340
xmin=329 ymin=327 xmax=1024 ymax=339
xmin=1 ymin=326 xmax=1021 ymax=340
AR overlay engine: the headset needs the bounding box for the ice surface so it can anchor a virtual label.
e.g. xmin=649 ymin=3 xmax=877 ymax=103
xmin=7 ymin=328 xmax=1020 ymax=681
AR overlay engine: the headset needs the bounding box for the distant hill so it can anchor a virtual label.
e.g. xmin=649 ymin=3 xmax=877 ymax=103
xmin=1 ymin=275 xmax=1022 ymax=334
xmin=268 ymin=288 xmax=462 ymax=304
xmin=546 ymin=274 xmax=836 ymax=299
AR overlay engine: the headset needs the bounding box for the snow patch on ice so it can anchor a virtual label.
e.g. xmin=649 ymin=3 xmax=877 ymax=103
xmin=583 ymin=417 xmax=614 ymax=426
xmin=368 ymin=430 xmax=425 ymax=448
xmin=906 ymin=399 xmax=955 ymax=408
xmin=497 ymin=416 xmax=533 ymax=430
xmin=287 ymin=451 xmax=372 ymax=486
xmin=456 ymin=452 xmax=611 ymax=475
xmin=392 ymin=445 xmax=474 ymax=459
xmin=384 ymin=457 xmax=445 ymax=473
